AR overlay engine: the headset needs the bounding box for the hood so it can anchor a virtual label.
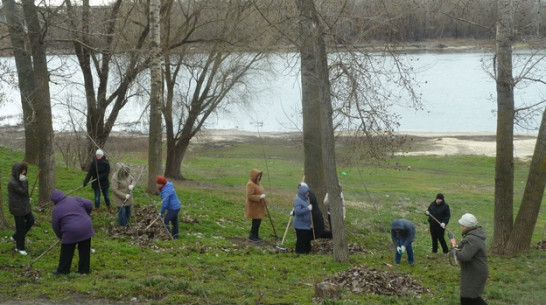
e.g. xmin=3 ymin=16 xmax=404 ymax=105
xmin=249 ymin=168 xmax=262 ymax=184
xmin=391 ymin=219 xmax=405 ymax=231
xmin=50 ymin=189 xmax=67 ymax=205
xmin=115 ymin=163 xmax=130 ymax=180
xmin=463 ymin=226 xmax=486 ymax=241
xmin=297 ymin=183 xmax=309 ymax=201
xmin=11 ymin=162 xmax=28 ymax=178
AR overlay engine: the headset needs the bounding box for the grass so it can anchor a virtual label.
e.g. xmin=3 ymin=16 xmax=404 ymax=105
xmin=0 ymin=136 xmax=545 ymax=304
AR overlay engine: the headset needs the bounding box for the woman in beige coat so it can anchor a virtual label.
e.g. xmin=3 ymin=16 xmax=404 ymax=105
xmin=112 ymin=163 xmax=135 ymax=226
xmin=245 ymin=168 xmax=266 ymax=242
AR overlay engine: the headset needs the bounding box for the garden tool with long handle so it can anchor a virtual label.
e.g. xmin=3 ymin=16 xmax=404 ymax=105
xmin=262 ymin=198 xmax=278 ymax=238
xmin=276 ymin=214 xmax=292 ymax=251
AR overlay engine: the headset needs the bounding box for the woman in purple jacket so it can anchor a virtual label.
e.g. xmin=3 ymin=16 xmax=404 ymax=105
xmin=51 ymin=189 xmax=95 ymax=275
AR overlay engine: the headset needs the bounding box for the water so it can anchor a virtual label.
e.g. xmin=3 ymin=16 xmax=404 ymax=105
xmin=0 ymin=51 xmax=543 ymax=133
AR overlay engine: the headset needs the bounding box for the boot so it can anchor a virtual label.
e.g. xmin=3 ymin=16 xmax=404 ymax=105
xmin=94 ymin=207 xmax=100 ymax=213
xmin=107 ymin=205 xmax=114 ymax=214
xmin=248 ymin=233 xmax=263 ymax=243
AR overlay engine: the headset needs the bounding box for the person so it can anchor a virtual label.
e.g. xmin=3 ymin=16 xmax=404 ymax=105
xmin=51 ymin=189 xmax=95 ymax=275
xmin=293 ymin=183 xmax=313 ymax=254
xmin=426 ymin=193 xmax=451 ymax=254
xmin=8 ymin=162 xmax=35 ymax=256
xmin=451 ymin=213 xmax=489 ymax=305
xmin=324 ymin=186 xmax=346 ymax=229
xmin=391 ymin=219 xmax=416 ymax=265
xmin=298 ymin=182 xmax=331 ymax=239
xmin=112 ymin=163 xmax=135 ymax=226
xmin=244 ymin=169 xmax=266 ymax=242
xmin=156 ymin=176 xmax=181 ymax=239
xmin=83 ymin=149 xmax=113 ymax=213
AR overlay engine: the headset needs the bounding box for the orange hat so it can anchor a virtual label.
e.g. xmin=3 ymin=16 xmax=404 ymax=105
xmin=156 ymin=176 xmax=167 ymax=185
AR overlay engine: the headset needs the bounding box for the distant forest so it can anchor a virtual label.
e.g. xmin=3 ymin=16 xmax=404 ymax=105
xmin=0 ymin=0 xmax=545 ymax=55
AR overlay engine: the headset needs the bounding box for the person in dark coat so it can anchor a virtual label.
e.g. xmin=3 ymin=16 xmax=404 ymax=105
xmin=83 ymin=149 xmax=112 ymax=213
xmin=298 ymin=183 xmax=331 ymax=239
xmin=293 ymin=183 xmax=313 ymax=254
xmin=8 ymin=162 xmax=34 ymax=255
xmin=426 ymin=193 xmax=451 ymax=254
xmin=51 ymin=189 xmax=95 ymax=275
xmin=451 ymin=213 xmax=489 ymax=305
xmin=244 ymin=169 xmax=266 ymax=242
xmin=391 ymin=219 xmax=416 ymax=265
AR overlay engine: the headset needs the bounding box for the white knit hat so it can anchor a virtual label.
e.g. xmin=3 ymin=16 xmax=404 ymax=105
xmin=458 ymin=213 xmax=478 ymax=227
xmin=96 ymin=149 xmax=104 ymax=157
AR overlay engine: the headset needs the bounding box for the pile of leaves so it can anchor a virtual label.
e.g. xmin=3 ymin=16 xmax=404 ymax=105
xmin=312 ymin=239 xmax=370 ymax=255
xmin=107 ymin=205 xmax=198 ymax=246
xmin=322 ymin=265 xmax=432 ymax=297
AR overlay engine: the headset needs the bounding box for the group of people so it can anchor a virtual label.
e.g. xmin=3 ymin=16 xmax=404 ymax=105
xmin=7 ymin=149 xmax=182 ymax=276
xmin=391 ymin=193 xmax=489 ymax=305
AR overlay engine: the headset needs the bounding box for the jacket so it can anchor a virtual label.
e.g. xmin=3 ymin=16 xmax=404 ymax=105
xmin=159 ymin=182 xmax=181 ymax=215
xmin=244 ymin=169 xmax=265 ymax=219
xmin=427 ymin=200 xmax=451 ymax=227
xmin=8 ymin=162 xmax=30 ymax=217
xmin=454 ymin=226 xmax=489 ymax=298
xmin=83 ymin=156 xmax=110 ymax=190
xmin=112 ymin=163 xmax=135 ymax=207
xmin=51 ymin=189 xmax=95 ymax=244
xmin=391 ymin=219 xmax=416 ymax=247
xmin=293 ymin=184 xmax=312 ymax=230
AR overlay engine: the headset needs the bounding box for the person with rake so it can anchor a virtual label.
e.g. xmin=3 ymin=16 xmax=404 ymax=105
xmin=293 ymin=183 xmax=313 ymax=254
xmin=83 ymin=149 xmax=113 ymax=213
xmin=450 ymin=213 xmax=489 ymax=305
xmin=244 ymin=169 xmax=267 ymax=242
xmin=112 ymin=163 xmax=135 ymax=226
xmin=156 ymin=176 xmax=182 ymax=239
xmin=391 ymin=219 xmax=416 ymax=265
xmin=8 ymin=162 xmax=35 ymax=256
xmin=425 ymin=193 xmax=451 ymax=254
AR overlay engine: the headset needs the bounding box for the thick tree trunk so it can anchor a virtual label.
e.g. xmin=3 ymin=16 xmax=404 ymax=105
xmin=491 ymin=0 xmax=515 ymax=253
xmin=165 ymin=137 xmax=190 ymax=180
xmin=3 ymin=0 xmax=39 ymax=164
xmin=148 ymin=0 xmax=163 ymax=193
xmin=296 ymin=0 xmax=348 ymax=262
xmin=21 ymin=0 xmax=56 ymax=205
xmin=505 ymin=106 xmax=546 ymax=254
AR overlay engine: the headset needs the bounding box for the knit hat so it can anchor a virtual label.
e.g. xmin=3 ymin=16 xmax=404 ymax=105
xmin=458 ymin=213 xmax=478 ymax=227
xmin=96 ymin=149 xmax=104 ymax=157
xmin=156 ymin=176 xmax=167 ymax=185
xmin=436 ymin=193 xmax=444 ymax=200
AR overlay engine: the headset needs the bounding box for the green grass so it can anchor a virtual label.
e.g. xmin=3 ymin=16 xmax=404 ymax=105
xmin=0 ymin=140 xmax=545 ymax=304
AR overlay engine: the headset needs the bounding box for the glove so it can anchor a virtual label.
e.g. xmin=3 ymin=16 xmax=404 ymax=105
xmin=425 ymin=210 xmax=430 ymax=216
xmin=259 ymin=194 xmax=266 ymax=199
xmin=401 ymin=245 xmax=406 ymax=254
xmin=128 ymin=185 xmax=134 ymax=191
xmin=396 ymin=246 xmax=402 ymax=254
xmin=125 ymin=194 xmax=130 ymax=200
xmin=290 ymin=209 xmax=294 ymax=216
xmin=159 ymin=213 xmax=163 ymax=217
xmin=307 ymin=205 xmax=312 ymax=211
xmin=440 ymin=222 xmax=446 ymax=229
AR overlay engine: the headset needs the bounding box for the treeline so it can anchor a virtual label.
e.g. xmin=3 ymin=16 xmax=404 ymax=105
xmin=1 ymin=0 xmax=545 ymax=55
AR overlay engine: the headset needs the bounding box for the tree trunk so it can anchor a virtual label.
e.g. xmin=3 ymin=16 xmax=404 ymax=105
xmin=296 ymin=0 xmax=348 ymax=262
xmin=147 ymin=0 xmax=163 ymax=193
xmin=21 ymin=0 xmax=56 ymax=205
xmin=2 ymin=0 xmax=39 ymax=164
xmin=491 ymin=0 xmax=515 ymax=253
xmin=165 ymin=137 xmax=190 ymax=180
xmin=505 ymin=106 xmax=546 ymax=254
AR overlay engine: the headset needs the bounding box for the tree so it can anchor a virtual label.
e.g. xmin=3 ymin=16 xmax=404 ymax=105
xmin=147 ymin=0 xmax=163 ymax=193
xmin=2 ymin=0 xmax=57 ymax=205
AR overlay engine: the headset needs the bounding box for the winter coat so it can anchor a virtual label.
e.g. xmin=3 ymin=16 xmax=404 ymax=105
xmin=454 ymin=226 xmax=489 ymax=298
xmin=391 ymin=219 xmax=416 ymax=247
xmin=427 ymin=200 xmax=451 ymax=227
xmin=83 ymin=156 xmax=110 ymax=190
xmin=159 ymin=182 xmax=181 ymax=215
xmin=112 ymin=163 xmax=135 ymax=207
xmin=8 ymin=162 xmax=30 ymax=217
xmin=51 ymin=189 xmax=95 ymax=244
xmin=309 ymin=190 xmax=331 ymax=239
xmin=244 ymin=169 xmax=265 ymax=219
xmin=293 ymin=184 xmax=312 ymax=230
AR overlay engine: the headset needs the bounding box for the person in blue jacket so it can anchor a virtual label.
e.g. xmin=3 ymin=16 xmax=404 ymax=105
xmin=293 ymin=183 xmax=313 ymax=254
xmin=156 ymin=176 xmax=181 ymax=239
xmin=391 ymin=219 xmax=416 ymax=265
